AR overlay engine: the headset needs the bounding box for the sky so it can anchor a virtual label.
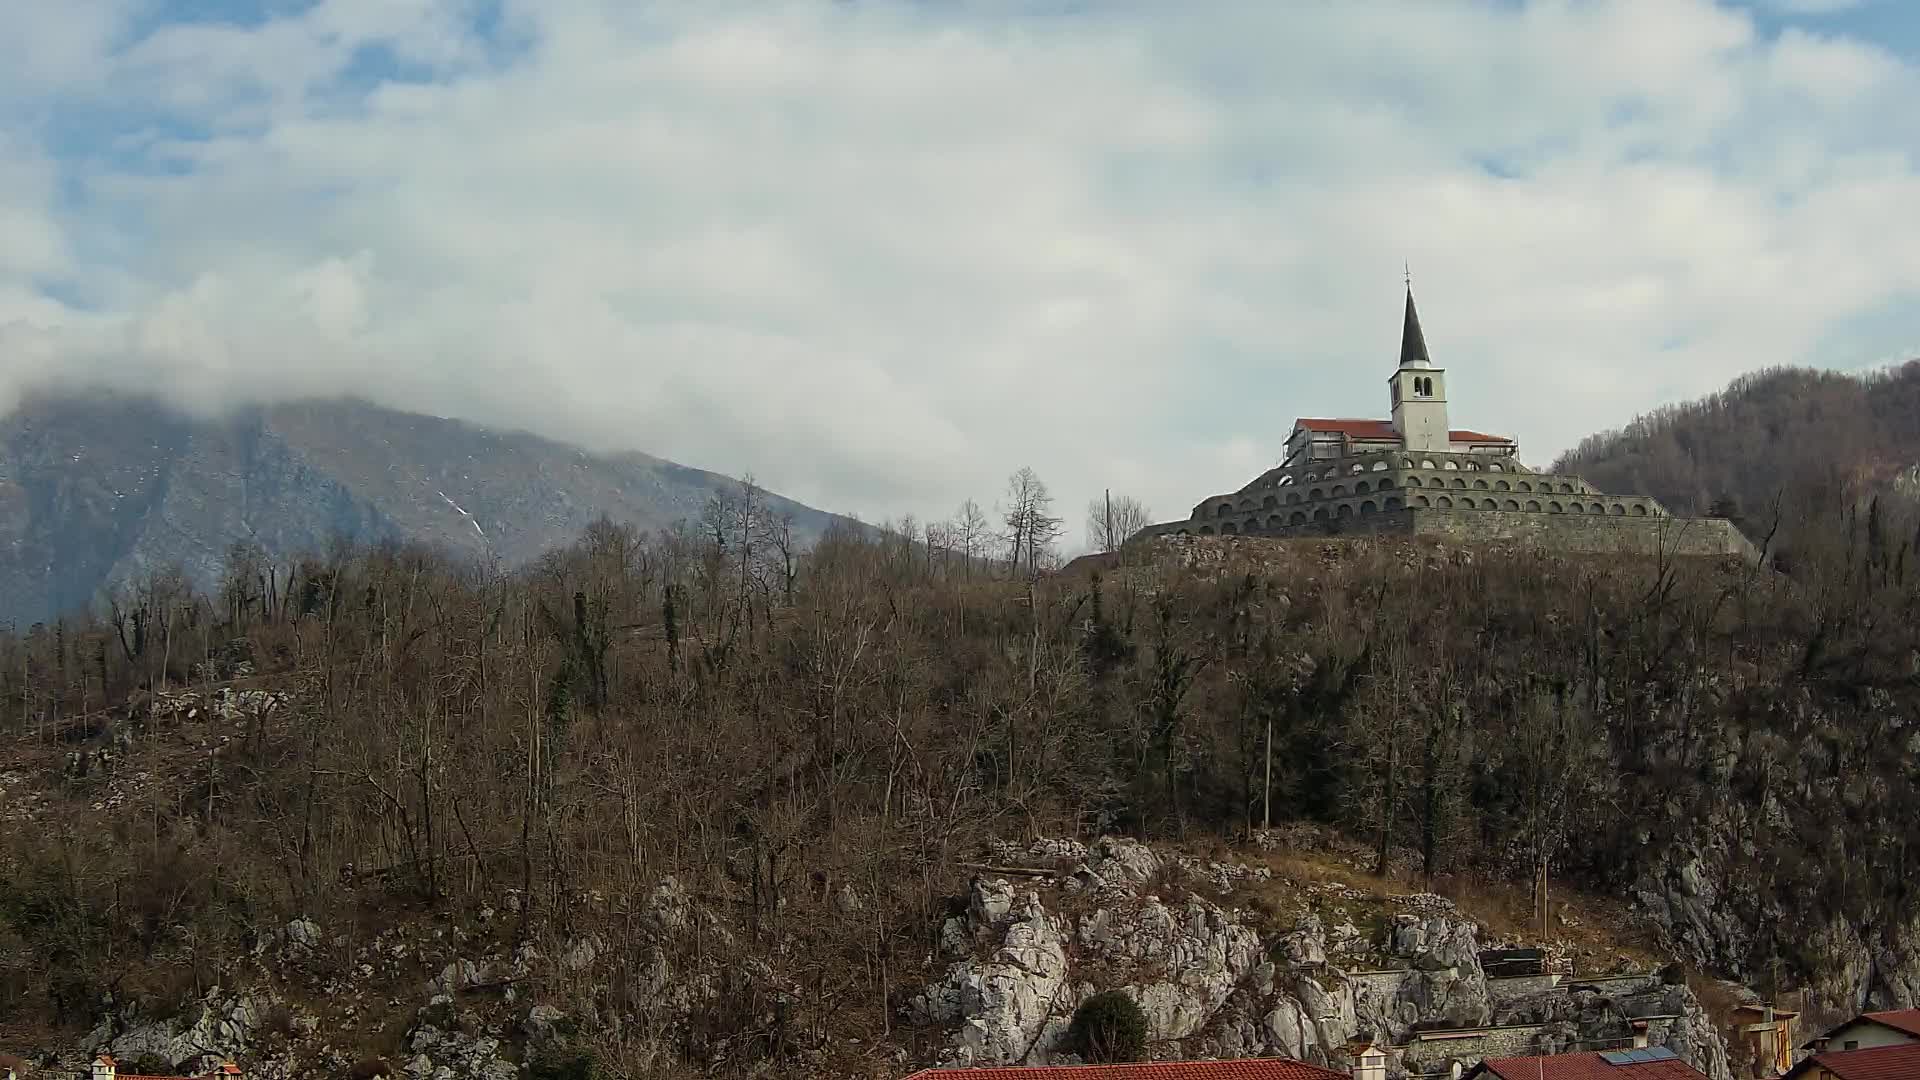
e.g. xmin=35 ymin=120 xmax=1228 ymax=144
xmin=2 ymin=0 xmax=1919 ymax=539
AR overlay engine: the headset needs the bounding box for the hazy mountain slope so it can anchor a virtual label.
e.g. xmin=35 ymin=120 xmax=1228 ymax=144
xmin=0 ymin=392 xmax=852 ymax=624
xmin=1552 ymin=361 xmax=1920 ymax=524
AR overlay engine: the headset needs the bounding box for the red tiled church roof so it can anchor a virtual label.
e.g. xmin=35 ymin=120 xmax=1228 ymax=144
xmin=1292 ymin=418 xmax=1513 ymax=444
xmin=1473 ymin=1050 xmax=1708 ymax=1080
xmin=1787 ymin=1041 xmax=1920 ymax=1080
xmin=900 ymin=1060 xmax=1348 ymax=1080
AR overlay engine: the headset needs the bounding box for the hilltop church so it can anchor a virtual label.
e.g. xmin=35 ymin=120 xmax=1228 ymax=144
xmin=1136 ymin=288 xmax=1755 ymax=560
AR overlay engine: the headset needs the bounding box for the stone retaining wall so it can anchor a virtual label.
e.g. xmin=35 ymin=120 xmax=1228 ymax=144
xmin=1136 ymin=506 xmax=1758 ymax=563
xmin=1574 ymin=974 xmax=1664 ymax=997
xmin=1486 ymin=973 xmax=1563 ymax=1004
xmin=1394 ymin=508 xmax=1758 ymax=561
xmin=1399 ymin=1024 xmax=1565 ymax=1073
xmin=1348 ymin=969 xmax=1416 ymax=1002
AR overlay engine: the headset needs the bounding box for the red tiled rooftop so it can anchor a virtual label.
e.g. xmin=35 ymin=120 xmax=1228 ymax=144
xmin=1475 ymin=1050 xmax=1708 ymax=1080
xmin=900 ymin=1059 xmax=1347 ymax=1080
xmin=1292 ymin=418 xmax=1513 ymax=444
xmin=1861 ymin=1008 xmax=1920 ymax=1038
xmin=1790 ymin=1041 xmax=1920 ymax=1080
xmin=92 ymin=1056 xmax=238 ymax=1080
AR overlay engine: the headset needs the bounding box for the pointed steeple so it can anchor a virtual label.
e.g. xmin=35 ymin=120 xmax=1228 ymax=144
xmin=1398 ymin=285 xmax=1432 ymax=369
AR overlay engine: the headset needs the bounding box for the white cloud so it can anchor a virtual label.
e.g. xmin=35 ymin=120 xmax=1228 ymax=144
xmin=1758 ymin=0 xmax=1867 ymax=14
xmin=1 ymin=0 xmax=1918 ymax=540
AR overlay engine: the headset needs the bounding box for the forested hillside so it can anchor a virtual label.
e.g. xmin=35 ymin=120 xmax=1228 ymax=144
xmin=0 ymin=479 xmax=1918 ymax=1076
xmin=1553 ymin=361 xmax=1920 ymax=556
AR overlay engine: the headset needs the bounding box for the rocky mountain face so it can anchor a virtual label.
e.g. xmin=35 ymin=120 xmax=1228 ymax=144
xmin=0 ymin=393 xmax=851 ymax=625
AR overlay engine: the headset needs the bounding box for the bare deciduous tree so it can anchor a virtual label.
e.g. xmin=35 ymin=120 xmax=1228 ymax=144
xmin=1000 ymin=467 xmax=1063 ymax=578
xmin=1085 ymin=492 xmax=1153 ymax=553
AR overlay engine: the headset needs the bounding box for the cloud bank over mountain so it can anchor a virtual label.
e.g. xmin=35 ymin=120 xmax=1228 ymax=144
xmin=2 ymin=0 xmax=1918 ymax=533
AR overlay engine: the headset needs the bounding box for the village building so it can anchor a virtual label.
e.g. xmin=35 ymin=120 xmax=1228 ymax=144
xmin=1799 ymin=1008 xmax=1920 ymax=1054
xmin=1462 ymin=1047 xmax=1710 ymax=1080
xmin=87 ymin=1056 xmax=241 ymax=1080
xmin=1729 ymin=1002 xmax=1799 ymax=1078
xmin=1779 ymin=1040 xmax=1920 ymax=1080
xmin=1134 ymin=288 xmax=1755 ymax=561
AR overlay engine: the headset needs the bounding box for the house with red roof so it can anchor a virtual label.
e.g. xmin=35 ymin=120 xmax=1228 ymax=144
xmin=1780 ymin=1040 xmax=1920 ymax=1080
xmin=1130 ymin=286 xmax=1755 ymax=561
xmin=1462 ymin=1047 xmax=1710 ymax=1080
xmin=1800 ymin=1008 xmax=1920 ymax=1054
xmin=89 ymin=1055 xmax=241 ymax=1080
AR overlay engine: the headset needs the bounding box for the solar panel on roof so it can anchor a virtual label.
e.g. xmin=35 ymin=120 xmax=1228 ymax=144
xmin=1599 ymin=1051 xmax=1634 ymax=1064
xmin=1642 ymin=1047 xmax=1677 ymax=1061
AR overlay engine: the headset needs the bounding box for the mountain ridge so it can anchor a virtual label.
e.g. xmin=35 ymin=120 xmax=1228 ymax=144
xmin=0 ymin=391 xmax=854 ymax=624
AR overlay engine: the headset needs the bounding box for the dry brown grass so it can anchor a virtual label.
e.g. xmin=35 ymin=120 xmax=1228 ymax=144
xmin=1209 ymin=826 xmax=1663 ymax=973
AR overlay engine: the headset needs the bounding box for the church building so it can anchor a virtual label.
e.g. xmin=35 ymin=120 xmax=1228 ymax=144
xmin=1134 ymin=288 xmax=1755 ymax=560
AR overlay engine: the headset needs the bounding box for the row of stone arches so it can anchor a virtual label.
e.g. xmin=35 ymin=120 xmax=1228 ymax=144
xmin=1414 ymin=495 xmax=1651 ymax=516
xmin=1277 ymin=454 xmax=1520 ymax=488
xmin=1190 ymin=493 xmax=1657 ymax=535
xmin=1198 ymin=496 xmax=1414 ymax=533
xmin=1404 ymin=474 xmax=1587 ymax=495
xmin=1221 ymin=473 xmax=1606 ymax=518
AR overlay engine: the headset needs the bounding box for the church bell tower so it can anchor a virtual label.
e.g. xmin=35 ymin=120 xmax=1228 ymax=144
xmin=1389 ymin=284 xmax=1450 ymax=453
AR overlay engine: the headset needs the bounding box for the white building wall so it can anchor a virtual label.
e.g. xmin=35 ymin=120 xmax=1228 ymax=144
xmin=1822 ymin=1021 xmax=1917 ymax=1052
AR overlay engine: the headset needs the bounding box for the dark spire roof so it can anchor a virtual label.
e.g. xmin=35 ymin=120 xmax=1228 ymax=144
xmin=1399 ymin=286 xmax=1432 ymax=369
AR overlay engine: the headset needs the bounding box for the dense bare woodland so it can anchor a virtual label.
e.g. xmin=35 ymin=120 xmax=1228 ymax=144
xmin=2 ymin=431 xmax=1920 ymax=1075
xmin=1555 ymin=361 xmax=1920 ymax=558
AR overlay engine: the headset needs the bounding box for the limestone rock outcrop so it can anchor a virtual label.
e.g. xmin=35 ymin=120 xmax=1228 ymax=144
xmin=911 ymin=837 xmax=1733 ymax=1080
xmin=86 ymin=989 xmax=280 ymax=1077
xmin=913 ymin=839 xmax=1360 ymax=1070
xmin=911 ymin=885 xmax=1073 ymax=1064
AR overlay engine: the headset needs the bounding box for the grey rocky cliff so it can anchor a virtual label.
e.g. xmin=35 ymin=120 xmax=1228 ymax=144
xmin=1633 ymin=822 xmax=1920 ymax=1025
xmin=908 ymin=837 xmax=1732 ymax=1080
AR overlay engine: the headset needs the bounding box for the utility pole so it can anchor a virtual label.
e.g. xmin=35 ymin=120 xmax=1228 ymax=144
xmin=1263 ymin=712 xmax=1273 ymax=831
xmin=1537 ymin=855 xmax=1549 ymax=940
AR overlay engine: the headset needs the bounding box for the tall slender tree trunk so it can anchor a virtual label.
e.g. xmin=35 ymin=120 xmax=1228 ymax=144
xmin=1375 ymin=736 xmax=1397 ymax=878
